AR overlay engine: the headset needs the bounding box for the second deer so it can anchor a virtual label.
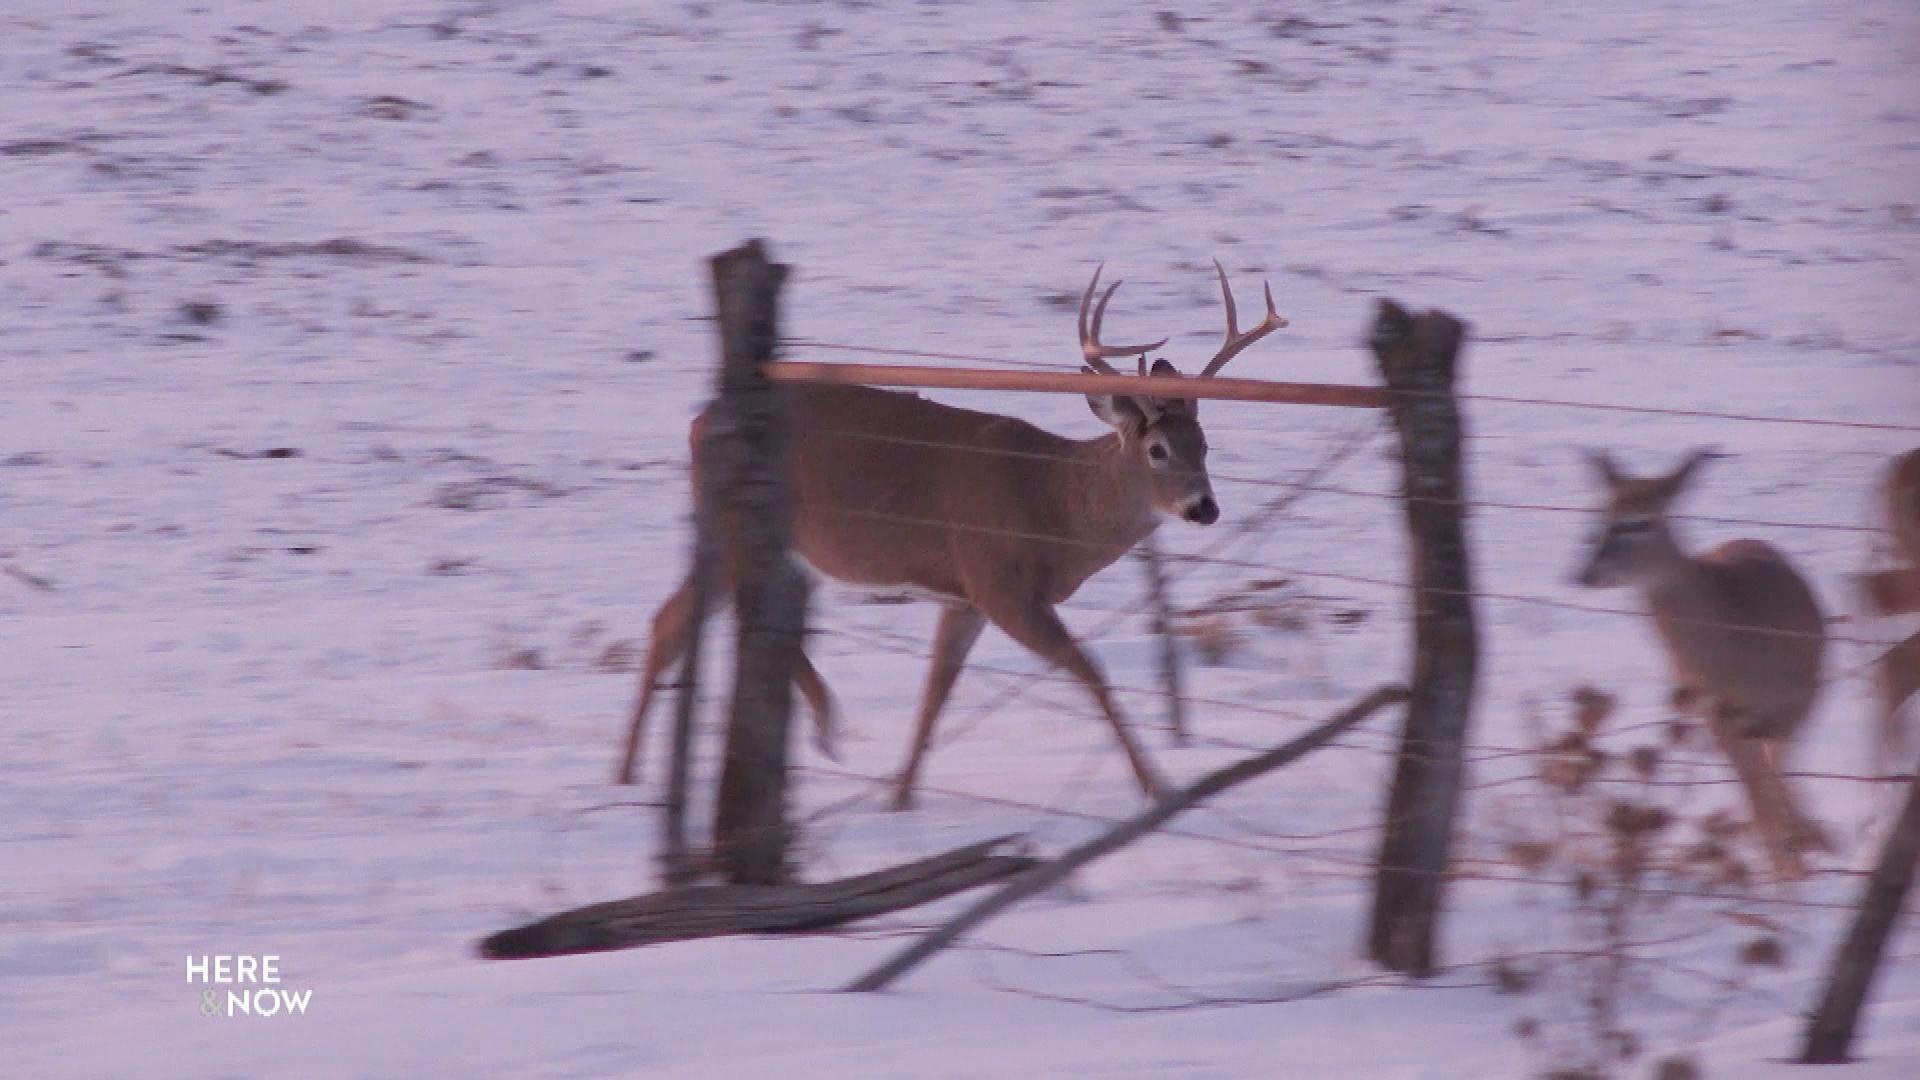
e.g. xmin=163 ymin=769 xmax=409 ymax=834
xmin=617 ymin=263 xmax=1289 ymax=809
xmin=1573 ymin=449 xmax=1829 ymax=878
xmin=1864 ymin=448 xmax=1920 ymax=762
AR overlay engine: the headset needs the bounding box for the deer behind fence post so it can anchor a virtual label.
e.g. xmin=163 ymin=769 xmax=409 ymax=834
xmin=1572 ymin=448 xmax=1828 ymax=879
xmin=617 ymin=261 xmax=1289 ymax=809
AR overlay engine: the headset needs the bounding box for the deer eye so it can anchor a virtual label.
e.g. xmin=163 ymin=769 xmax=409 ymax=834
xmin=1147 ymin=443 xmax=1170 ymax=463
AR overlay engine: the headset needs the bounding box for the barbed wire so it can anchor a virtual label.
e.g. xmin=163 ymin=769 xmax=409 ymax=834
xmin=817 ymin=620 xmax=1907 ymax=789
xmin=802 ymin=424 xmax=1888 ymax=537
xmin=617 ymin=329 xmax=1914 ymax=1025
xmin=804 ymin=498 xmax=1891 ymax=649
xmin=792 ymin=759 xmax=1890 ymax=915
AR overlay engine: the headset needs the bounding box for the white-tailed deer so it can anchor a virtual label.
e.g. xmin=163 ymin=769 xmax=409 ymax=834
xmin=1861 ymin=448 xmax=1920 ymax=617
xmin=1572 ymin=449 xmax=1828 ymax=878
xmin=617 ymin=262 xmax=1288 ymax=809
xmin=1864 ymin=448 xmax=1920 ymax=761
xmin=1885 ymin=448 xmax=1920 ymax=570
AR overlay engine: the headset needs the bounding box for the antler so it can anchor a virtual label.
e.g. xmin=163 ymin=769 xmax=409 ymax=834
xmin=1078 ymin=263 xmax=1168 ymax=375
xmin=1199 ymin=259 xmax=1288 ymax=377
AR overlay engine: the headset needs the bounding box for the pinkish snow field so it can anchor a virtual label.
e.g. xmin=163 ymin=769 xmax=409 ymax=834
xmin=3 ymin=1 xmax=1918 ymax=1077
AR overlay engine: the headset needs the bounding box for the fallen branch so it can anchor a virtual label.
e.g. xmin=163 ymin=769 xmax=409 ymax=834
xmin=480 ymin=834 xmax=1033 ymax=959
xmin=845 ymin=684 xmax=1409 ymax=992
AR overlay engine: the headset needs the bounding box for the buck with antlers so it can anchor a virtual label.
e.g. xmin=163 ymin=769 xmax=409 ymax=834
xmin=616 ymin=262 xmax=1288 ymax=809
xmin=1572 ymin=449 xmax=1829 ymax=878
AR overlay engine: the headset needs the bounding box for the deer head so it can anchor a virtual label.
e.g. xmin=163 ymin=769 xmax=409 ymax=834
xmin=1573 ymin=448 xmax=1717 ymax=588
xmin=1077 ymin=261 xmax=1289 ymax=526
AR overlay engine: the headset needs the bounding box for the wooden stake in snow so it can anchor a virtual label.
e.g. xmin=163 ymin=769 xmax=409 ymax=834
xmin=1365 ymin=300 xmax=1479 ymax=978
xmin=845 ymin=684 xmax=1409 ymax=993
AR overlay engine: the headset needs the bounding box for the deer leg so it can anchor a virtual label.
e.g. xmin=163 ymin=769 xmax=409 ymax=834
xmin=980 ymin=598 xmax=1168 ymax=800
xmin=795 ymin=648 xmax=839 ymax=763
xmin=891 ymin=604 xmax=987 ymax=812
xmin=1758 ymin=737 xmax=1830 ymax=856
xmin=616 ymin=576 xmax=840 ymax=783
xmin=616 ymin=578 xmax=698 ymax=785
xmin=1707 ymin=714 xmax=1806 ymax=880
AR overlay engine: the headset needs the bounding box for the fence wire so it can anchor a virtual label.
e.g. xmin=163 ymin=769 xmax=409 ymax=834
xmin=635 ymin=331 xmax=1917 ymax=1014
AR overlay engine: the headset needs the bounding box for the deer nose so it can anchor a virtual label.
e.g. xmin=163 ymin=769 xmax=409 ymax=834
xmin=1184 ymin=495 xmax=1219 ymax=525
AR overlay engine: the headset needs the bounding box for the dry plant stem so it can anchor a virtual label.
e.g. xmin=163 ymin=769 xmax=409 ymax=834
xmin=1588 ymin=827 xmax=1646 ymax=1069
xmin=1138 ymin=533 xmax=1188 ymax=746
xmin=845 ymin=684 xmax=1409 ymax=993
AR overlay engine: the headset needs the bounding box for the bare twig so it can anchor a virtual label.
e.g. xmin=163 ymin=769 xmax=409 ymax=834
xmin=1136 ymin=534 xmax=1188 ymax=745
xmin=3 ymin=564 xmax=56 ymax=592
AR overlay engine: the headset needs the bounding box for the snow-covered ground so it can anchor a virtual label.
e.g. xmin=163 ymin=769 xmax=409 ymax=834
xmin=3 ymin=1 xmax=1917 ymax=1076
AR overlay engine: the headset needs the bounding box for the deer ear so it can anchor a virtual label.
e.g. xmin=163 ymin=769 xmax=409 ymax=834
xmin=1584 ymin=448 xmax=1625 ymax=488
xmin=1659 ymin=447 xmax=1717 ymax=499
xmin=1145 ymin=357 xmax=1193 ymax=416
xmin=1086 ymin=388 xmax=1147 ymax=435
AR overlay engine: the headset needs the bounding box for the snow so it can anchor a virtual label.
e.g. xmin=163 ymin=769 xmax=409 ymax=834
xmin=3 ymin=0 xmax=1917 ymax=1076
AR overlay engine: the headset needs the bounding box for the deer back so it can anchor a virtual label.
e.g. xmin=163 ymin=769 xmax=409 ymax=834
xmin=1648 ymin=538 xmax=1826 ymax=738
xmin=773 ymin=383 xmax=1154 ymax=604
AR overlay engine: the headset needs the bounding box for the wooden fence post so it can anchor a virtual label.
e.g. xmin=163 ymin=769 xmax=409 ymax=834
xmin=707 ymin=239 xmax=809 ymax=886
xmin=1799 ymin=766 xmax=1920 ymax=1063
xmin=1365 ymin=299 xmax=1479 ymax=976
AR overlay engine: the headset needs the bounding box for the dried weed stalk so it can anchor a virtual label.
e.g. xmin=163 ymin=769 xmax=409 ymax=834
xmin=1493 ymin=686 xmax=1795 ymax=1079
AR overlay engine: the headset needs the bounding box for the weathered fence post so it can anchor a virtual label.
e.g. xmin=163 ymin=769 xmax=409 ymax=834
xmin=1365 ymin=299 xmax=1479 ymax=977
xmin=1799 ymin=766 xmax=1920 ymax=1063
xmin=1137 ymin=535 xmax=1188 ymax=745
xmin=707 ymin=239 xmax=809 ymax=886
